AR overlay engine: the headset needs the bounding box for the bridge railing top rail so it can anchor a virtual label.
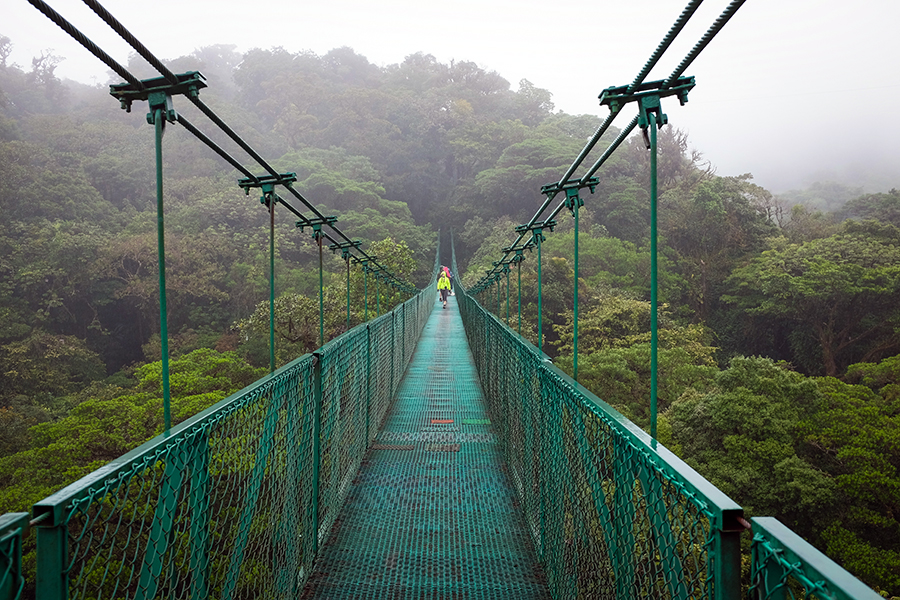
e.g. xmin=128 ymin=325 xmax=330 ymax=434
xmin=750 ymin=517 xmax=882 ymax=600
xmin=30 ymin=302 xmax=406 ymax=529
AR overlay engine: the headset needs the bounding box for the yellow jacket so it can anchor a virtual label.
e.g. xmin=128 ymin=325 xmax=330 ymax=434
xmin=437 ymin=274 xmax=451 ymax=290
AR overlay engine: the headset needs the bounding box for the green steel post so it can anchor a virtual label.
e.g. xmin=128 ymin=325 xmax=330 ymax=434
xmin=36 ymin=525 xmax=66 ymax=600
xmin=574 ymin=198 xmax=580 ymax=383
xmin=714 ymin=525 xmax=743 ymax=600
xmin=269 ymin=195 xmax=276 ymax=373
xmin=137 ymin=449 xmax=185 ymax=600
xmin=505 ymin=266 xmax=510 ymax=326
xmin=650 ymin=119 xmax=659 ymax=440
xmin=364 ymin=266 xmax=369 ymax=321
xmin=376 ymin=276 xmax=381 ymax=317
xmin=496 ymin=276 xmax=500 ymax=315
xmin=153 ymin=107 xmax=172 ymax=432
xmin=188 ymin=435 xmax=211 ymax=600
xmin=0 ymin=513 xmax=26 ymax=600
xmin=345 ymin=252 xmax=350 ymax=331
xmin=311 ymin=354 xmax=323 ymax=555
xmin=365 ymin=324 xmax=371 ymax=443
xmin=317 ymin=229 xmax=324 ymax=348
xmin=390 ymin=311 xmax=395 ymax=396
xmin=518 ymin=257 xmax=522 ymax=335
xmin=537 ymin=232 xmax=543 ymax=352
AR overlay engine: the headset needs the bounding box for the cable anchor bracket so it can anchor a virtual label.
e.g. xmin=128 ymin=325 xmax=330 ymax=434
xmin=599 ymin=75 xmax=695 ymax=147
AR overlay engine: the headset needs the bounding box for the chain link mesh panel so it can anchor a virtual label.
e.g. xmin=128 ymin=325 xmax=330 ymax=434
xmin=0 ymin=513 xmax=27 ymax=600
xmin=457 ymin=283 xmax=740 ymax=600
xmin=748 ymin=518 xmax=881 ymax=600
xmin=30 ymin=274 xmax=438 ymax=599
xmin=41 ymin=355 xmax=317 ymax=600
xmin=300 ymin=293 xmax=549 ymax=599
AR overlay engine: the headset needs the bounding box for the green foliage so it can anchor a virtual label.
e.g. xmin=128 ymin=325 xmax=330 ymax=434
xmin=0 ymin=348 xmax=263 ymax=513
xmin=806 ymin=374 xmax=900 ymax=594
xmin=662 ymin=174 xmax=780 ymax=321
xmin=723 ymin=221 xmax=900 ymax=375
xmin=0 ymin=330 xmax=105 ymax=399
xmin=668 ymin=357 xmax=833 ymax=527
xmin=840 ymin=188 xmax=900 ymax=226
xmin=553 ymin=288 xmax=718 ymax=425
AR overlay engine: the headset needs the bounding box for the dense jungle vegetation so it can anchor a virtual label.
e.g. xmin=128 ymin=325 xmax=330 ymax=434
xmin=1 ymin=35 xmax=899 ymax=594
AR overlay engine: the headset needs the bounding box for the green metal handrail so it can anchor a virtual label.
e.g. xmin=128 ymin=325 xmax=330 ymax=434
xmin=0 ymin=514 xmax=28 ymax=600
xmin=3 ymin=256 xmax=438 ymax=599
xmin=749 ymin=518 xmax=882 ymax=600
xmin=451 ymin=236 xmax=882 ymax=600
xmin=456 ymin=279 xmax=743 ymax=599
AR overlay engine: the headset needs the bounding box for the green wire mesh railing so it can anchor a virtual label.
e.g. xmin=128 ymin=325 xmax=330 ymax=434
xmin=14 ymin=267 xmax=436 ymax=600
xmin=456 ymin=284 xmax=742 ymax=599
xmin=0 ymin=514 xmax=27 ymax=600
xmin=451 ymin=243 xmax=881 ymax=600
xmin=749 ymin=518 xmax=881 ymax=600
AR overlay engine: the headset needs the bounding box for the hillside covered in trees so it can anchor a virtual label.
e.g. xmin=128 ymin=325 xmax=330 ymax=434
xmin=2 ymin=35 xmax=900 ymax=595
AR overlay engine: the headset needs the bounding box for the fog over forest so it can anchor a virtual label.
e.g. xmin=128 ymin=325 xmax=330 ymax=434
xmin=2 ymin=30 xmax=900 ymax=597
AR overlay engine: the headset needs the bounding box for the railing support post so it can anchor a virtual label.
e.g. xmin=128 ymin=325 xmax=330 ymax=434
xmin=504 ymin=265 xmax=510 ymax=326
xmin=517 ymin=252 xmax=523 ymax=335
xmin=150 ymin=102 xmax=172 ymax=432
xmin=648 ymin=106 xmax=660 ymax=441
xmin=36 ymin=523 xmax=66 ymax=600
xmin=0 ymin=513 xmax=28 ymax=600
xmin=562 ymin=185 xmax=589 ymax=383
xmin=515 ymin=221 xmax=553 ymax=351
xmin=365 ymin=324 xmax=371 ymax=443
xmin=238 ymin=173 xmax=298 ymax=373
xmin=311 ymin=353 xmax=323 ymax=556
xmin=317 ymin=230 xmax=324 ymax=347
xmin=714 ymin=523 xmax=743 ymax=600
xmin=268 ymin=193 xmax=276 ymax=372
xmin=599 ymin=78 xmax=695 ymax=439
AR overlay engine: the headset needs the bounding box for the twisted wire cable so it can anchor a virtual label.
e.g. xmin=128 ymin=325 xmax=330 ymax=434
xmin=80 ymin=0 xmax=179 ymax=85
xmin=25 ymin=0 xmax=143 ymax=89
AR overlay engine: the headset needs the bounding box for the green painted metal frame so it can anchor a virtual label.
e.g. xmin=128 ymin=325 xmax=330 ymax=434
xmin=238 ymin=172 xmax=299 ymax=373
xmin=0 ymin=513 xmax=28 ymax=600
xmin=749 ymin=518 xmax=882 ymax=600
xmin=454 ymin=237 xmax=743 ymax=600
xmin=23 ymin=245 xmax=439 ymax=599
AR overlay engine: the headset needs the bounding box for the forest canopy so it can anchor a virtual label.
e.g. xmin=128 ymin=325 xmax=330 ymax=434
xmin=1 ymin=34 xmax=899 ymax=595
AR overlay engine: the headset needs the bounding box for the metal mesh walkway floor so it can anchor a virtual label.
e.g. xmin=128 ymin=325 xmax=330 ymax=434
xmin=301 ymin=295 xmax=549 ymax=599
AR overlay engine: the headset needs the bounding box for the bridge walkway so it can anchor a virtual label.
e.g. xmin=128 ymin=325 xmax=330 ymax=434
xmin=300 ymin=294 xmax=550 ymax=599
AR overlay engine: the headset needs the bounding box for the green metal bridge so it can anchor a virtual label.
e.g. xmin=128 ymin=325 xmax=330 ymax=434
xmin=0 ymin=0 xmax=887 ymax=598
xmin=0 ymin=243 xmax=883 ymax=599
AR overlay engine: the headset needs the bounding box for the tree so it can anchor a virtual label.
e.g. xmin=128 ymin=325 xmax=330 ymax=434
xmin=554 ymin=291 xmax=718 ymax=427
xmin=807 ymin=374 xmax=900 ymax=594
xmin=723 ymin=221 xmax=900 ymax=376
xmin=667 ymin=357 xmax=834 ymax=529
xmin=662 ymin=174 xmax=779 ymax=322
xmin=840 ymin=188 xmax=900 ymax=226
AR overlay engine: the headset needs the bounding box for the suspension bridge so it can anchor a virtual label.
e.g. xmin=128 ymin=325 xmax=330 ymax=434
xmin=0 ymin=0 xmax=886 ymax=598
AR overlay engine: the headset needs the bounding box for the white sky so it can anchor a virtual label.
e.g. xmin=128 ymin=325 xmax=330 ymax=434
xmin=6 ymin=0 xmax=900 ymax=193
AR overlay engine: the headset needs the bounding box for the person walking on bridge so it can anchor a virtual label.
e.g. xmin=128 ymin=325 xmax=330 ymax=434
xmin=437 ymin=270 xmax=451 ymax=309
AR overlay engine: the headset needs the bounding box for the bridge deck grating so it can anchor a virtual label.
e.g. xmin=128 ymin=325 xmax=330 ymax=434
xmin=301 ymin=295 xmax=549 ymax=599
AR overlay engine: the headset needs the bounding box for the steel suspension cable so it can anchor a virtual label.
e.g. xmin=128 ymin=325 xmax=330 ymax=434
xmin=628 ymin=0 xmax=705 ymax=93
xmin=80 ymin=0 xmax=179 ymax=85
xmin=582 ymin=116 xmax=640 ymax=180
xmin=664 ymin=0 xmax=748 ymax=88
xmin=557 ymin=0 xmax=703 ymax=186
xmin=175 ymin=114 xmax=258 ymax=181
xmin=25 ymin=0 xmax=143 ymax=89
xmin=67 ymin=0 xmax=414 ymax=290
xmin=474 ymin=0 xmax=747 ymax=291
